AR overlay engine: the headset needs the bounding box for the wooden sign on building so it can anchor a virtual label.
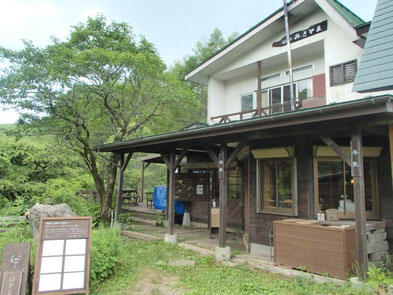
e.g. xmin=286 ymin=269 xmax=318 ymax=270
xmin=0 ymin=243 xmax=31 ymax=295
xmin=32 ymin=217 xmax=92 ymax=295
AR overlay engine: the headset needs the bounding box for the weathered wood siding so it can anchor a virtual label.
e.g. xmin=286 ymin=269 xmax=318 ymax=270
xmin=187 ymin=199 xmax=243 ymax=228
xmin=377 ymin=131 xmax=393 ymax=253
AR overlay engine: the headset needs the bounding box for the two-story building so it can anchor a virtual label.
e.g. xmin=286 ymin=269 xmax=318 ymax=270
xmin=97 ymin=0 xmax=393 ymax=274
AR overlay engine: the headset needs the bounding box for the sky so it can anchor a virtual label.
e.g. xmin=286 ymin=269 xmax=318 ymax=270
xmin=0 ymin=0 xmax=377 ymax=124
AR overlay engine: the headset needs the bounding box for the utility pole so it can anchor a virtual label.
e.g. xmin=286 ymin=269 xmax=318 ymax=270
xmin=283 ymin=0 xmax=297 ymax=111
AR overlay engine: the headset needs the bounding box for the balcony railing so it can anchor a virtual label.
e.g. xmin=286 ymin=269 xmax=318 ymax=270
xmin=211 ymin=102 xmax=292 ymax=124
xmin=210 ymin=96 xmax=326 ymax=124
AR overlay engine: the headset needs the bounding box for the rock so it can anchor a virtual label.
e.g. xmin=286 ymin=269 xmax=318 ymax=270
xmin=28 ymin=203 xmax=76 ymax=238
xmin=169 ymin=259 xmax=196 ymax=267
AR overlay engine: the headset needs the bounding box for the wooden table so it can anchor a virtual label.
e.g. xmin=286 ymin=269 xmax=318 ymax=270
xmin=122 ymin=189 xmax=140 ymax=206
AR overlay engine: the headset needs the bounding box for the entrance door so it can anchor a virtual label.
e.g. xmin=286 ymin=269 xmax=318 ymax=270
xmin=315 ymin=158 xmax=377 ymax=218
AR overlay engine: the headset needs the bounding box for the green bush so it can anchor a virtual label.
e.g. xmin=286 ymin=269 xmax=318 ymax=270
xmin=90 ymin=227 xmax=123 ymax=285
xmin=42 ymin=178 xmax=101 ymax=224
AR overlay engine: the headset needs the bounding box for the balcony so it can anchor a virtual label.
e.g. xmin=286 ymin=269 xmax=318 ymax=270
xmin=210 ymin=96 xmax=326 ymax=124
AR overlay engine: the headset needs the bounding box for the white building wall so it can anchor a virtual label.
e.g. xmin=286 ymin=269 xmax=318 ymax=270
xmin=323 ymin=14 xmax=393 ymax=103
xmin=224 ymin=73 xmax=256 ymax=116
xmin=206 ymin=3 xmax=393 ymax=124
xmin=207 ymin=77 xmax=226 ymax=124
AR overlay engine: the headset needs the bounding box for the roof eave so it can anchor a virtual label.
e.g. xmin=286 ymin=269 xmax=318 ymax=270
xmin=96 ymin=96 xmax=393 ymax=154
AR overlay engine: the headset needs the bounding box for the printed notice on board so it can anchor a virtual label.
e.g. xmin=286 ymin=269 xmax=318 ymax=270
xmin=33 ymin=217 xmax=92 ymax=295
xmin=196 ymin=184 xmax=203 ymax=195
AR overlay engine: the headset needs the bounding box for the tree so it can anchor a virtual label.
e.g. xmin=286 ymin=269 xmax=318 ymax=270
xmin=0 ymin=15 xmax=179 ymax=221
xmin=170 ymin=28 xmax=238 ymax=123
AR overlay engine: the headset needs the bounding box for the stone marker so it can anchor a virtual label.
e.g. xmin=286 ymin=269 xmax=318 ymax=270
xmin=0 ymin=243 xmax=31 ymax=295
xmin=28 ymin=203 xmax=76 ymax=238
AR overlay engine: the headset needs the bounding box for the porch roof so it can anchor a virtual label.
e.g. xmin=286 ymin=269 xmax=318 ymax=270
xmin=95 ymin=95 xmax=393 ymax=154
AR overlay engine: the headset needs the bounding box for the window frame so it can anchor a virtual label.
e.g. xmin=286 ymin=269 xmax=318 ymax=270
xmin=263 ymin=78 xmax=313 ymax=114
xmin=314 ymin=157 xmax=379 ymax=219
xmin=256 ymin=157 xmax=298 ymax=216
xmin=240 ymin=92 xmax=256 ymax=112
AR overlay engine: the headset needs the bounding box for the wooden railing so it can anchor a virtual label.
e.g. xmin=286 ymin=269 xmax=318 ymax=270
xmin=211 ymin=102 xmax=292 ymax=124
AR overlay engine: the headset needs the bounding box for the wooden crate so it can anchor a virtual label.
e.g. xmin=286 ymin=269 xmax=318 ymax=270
xmin=274 ymin=219 xmax=356 ymax=279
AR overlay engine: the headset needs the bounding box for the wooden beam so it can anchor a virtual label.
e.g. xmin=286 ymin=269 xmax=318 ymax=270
xmin=225 ymin=140 xmax=248 ymax=170
xmin=116 ymin=154 xmax=125 ymax=219
xmin=122 ymin=152 xmax=133 ymax=172
xmin=160 ymin=153 xmax=170 ymax=168
xmin=219 ymin=144 xmax=228 ymax=248
xmin=174 ymin=148 xmax=188 ymax=170
xmin=351 ymin=130 xmax=368 ymax=280
xmin=320 ymin=135 xmax=351 ymax=165
xmin=206 ymin=145 xmax=219 ymax=167
xmin=257 ymin=61 xmax=262 ymax=116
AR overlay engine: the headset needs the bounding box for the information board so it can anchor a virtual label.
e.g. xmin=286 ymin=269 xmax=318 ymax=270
xmin=32 ymin=217 xmax=92 ymax=295
xmin=175 ymin=173 xmax=210 ymax=201
xmin=0 ymin=242 xmax=31 ymax=295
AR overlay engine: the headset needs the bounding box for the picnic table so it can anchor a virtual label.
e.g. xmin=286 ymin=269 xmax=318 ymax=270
xmin=122 ymin=189 xmax=140 ymax=206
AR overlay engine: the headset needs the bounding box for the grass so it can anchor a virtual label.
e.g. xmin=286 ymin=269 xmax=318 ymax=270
xmin=0 ymin=222 xmax=387 ymax=294
xmin=92 ymin=238 xmax=374 ymax=295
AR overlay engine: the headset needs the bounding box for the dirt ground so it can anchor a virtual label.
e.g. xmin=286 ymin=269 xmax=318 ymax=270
xmin=129 ymin=270 xmax=185 ymax=295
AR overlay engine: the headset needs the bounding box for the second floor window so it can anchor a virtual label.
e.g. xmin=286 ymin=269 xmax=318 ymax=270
xmin=330 ymin=60 xmax=357 ymax=86
xmin=241 ymin=93 xmax=255 ymax=112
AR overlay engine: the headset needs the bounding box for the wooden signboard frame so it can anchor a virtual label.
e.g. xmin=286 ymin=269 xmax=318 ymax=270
xmin=32 ymin=217 xmax=92 ymax=295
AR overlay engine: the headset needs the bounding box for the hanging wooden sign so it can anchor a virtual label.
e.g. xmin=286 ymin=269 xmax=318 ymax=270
xmin=0 ymin=243 xmax=31 ymax=295
xmin=272 ymin=20 xmax=328 ymax=47
xmin=32 ymin=217 xmax=92 ymax=295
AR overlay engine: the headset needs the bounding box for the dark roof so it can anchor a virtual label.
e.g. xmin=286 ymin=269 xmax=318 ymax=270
xmin=353 ymin=0 xmax=393 ymax=93
xmin=185 ymin=0 xmax=365 ymax=80
xmin=96 ymin=95 xmax=393 ymax=154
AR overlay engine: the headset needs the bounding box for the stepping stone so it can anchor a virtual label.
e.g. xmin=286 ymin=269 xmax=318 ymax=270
xmin=169 ymin=259 xmax=196 ymax=267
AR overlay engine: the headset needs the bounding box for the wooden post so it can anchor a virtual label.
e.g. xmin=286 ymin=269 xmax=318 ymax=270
xmin=389 ymin=125 xmax=393 ymax=189
xmin=168 ymin=149 xmax=175 ymax=236
xmin=161 ymin=149 xmax=187 ymax=237
xmin=257 ymin=61 xmax=262 ymax=116
xmin=141 ymin=162 xmax=145 ymax=203
xmin=116 ymin=154 xmax=125 ymax=219
xmin=116 ymin=153 xmax=133 ymax=219
xmin=351 ymin=130 xmax=368 ymax=280
xmin=218 ymin=144 xmax=228 ymax=247
xmin=141 ymin=162 xmax=151 ymax=204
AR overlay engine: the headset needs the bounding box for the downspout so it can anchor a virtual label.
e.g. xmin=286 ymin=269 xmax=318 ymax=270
xmin=283 ymin=0 xmax=297 ymax=111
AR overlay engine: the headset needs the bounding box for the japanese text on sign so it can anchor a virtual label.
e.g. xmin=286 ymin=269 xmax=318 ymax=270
xmin=272 ymin=20 xmax=328 ymax=47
